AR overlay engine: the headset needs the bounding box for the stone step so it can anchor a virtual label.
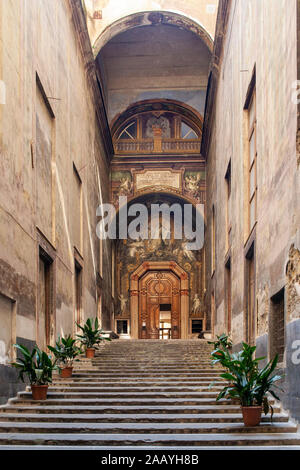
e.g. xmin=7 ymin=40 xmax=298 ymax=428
xmin=0 ymin=421 xmax=296 ymax=435
xmin=47 ymin=386 xmax=225 ymax=393
xmin=8 ymin=397 xmax=241 ymax=407
xmin=52 ymin=376 xmax=224 ymax=383
xmin=17 ymin=391 xmax=228 ymax=400
xmin=93 ymin=355 xmax=213 ymax=359
xmin=2 ymin=445 xmax=300 ymax=450
xmin=70 ymin=368 xmax=218 ymax=373
xmin=97 ymin=351 xmax=213 ymax=354
xmin=1 ymin=338 xmax=297 ymax=449
xmin=70 ymin=367 xmax=219 ymax=372
xmin=66 ymin=372 xmax=221 ymax=378
xmin=0 ymin=432 xmax=299 ymax=446
xmin=77 ymin=361 xmax=217 ymax=372
xmin=0 ymin=404 xmax=281 ymax=415
xmin=0 ymin=412 xmax=289 ymax=423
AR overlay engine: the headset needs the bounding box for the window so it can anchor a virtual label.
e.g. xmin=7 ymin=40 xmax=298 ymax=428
xmin=245 ymin=243 xmax=255 ymax=344
xmin=36 ymin=75 xmax=54 ymax=242
xmin=118 ymin=120 xmax=137 ymax=140
xmin=97 ymin=291 xmax=102 ymax=326
xmin=245 ymin=82 xmax=257 ymax=234
xmin=211 ymin=205 xmax=216 ymax=274
xmin=117 ymin=320 xmax=128 ymax=335
xmin=225 ymin=258 xmax=232 ymax=334
xmin=211 ymin=291 xmax=215 ymax=336
xmin=192 ymin=319 xmax=203 ymax=334
xmin=111 ymin=243 xmax=115 ymax=299
xmin=270 ymin=288 xmax=285 ymax=363
xmin=225 ymin=160 xmax=231 ymax=250
xmin=99 ymin=237 xmax=103 ymax=278
xmin=73 ymin=164 xmax=82 ymax=253
xmin=38 ymin=249 xmax=53 ymax=350
xmin=181 ymin=121 xmax=198 ymax=139
xmin=160 ymin=303 xmax=171 ymax=311
xmin=75 ymin=260 xmax=82 ymax=327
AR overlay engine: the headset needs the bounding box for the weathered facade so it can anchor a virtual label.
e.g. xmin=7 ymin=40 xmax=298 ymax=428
xmin=0 ymin=0 xmax=218 ymax=403
xmin=203 ymin=0 xmax=300 ymax=421
xmin=1 ymin=0 xmax=300 ymax=428
xmin=0 ymin=0 xmax=113 ymax=403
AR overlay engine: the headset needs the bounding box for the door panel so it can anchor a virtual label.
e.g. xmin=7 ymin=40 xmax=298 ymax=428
xmin=139 ymin=271 xmax=180 ymax=339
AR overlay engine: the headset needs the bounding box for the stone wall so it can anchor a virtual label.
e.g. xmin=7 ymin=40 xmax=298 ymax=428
xmin=0 ymin=0 xmax=112 ymax=402
xmin=204 ymin=0 xmax=300 ymax=420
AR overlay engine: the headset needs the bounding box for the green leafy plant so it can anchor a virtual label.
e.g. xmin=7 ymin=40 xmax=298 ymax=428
xmin=12 ymin=344 xmax=58 ymax=385
xmin=215 ymin=342 xmax=283 ymax=418
xmin=76 ymin=317 xmax=111 ymax=349
xmin=208 ymin=333 xmax=233 ymax=352
xmin=48 ymin=335 xmax=81 ymax=368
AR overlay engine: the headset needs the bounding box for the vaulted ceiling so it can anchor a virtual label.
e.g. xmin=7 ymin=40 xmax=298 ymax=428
xmin=96 ymin=23 xmax=212 ymax=124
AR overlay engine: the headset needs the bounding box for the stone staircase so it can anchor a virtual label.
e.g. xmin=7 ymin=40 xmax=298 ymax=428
xmin=0 ymin=339 xmax=299 ymax=450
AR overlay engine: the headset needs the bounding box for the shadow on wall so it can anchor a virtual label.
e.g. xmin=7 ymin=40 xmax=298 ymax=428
xmin=0 ymin=337 xmax=35 ymax=405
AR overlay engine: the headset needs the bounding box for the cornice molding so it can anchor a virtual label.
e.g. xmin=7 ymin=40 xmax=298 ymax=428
xmin=201 ymin=0 xmax=232 ymax=159
xmin=69 ymin=0 xmax=114 ymax=161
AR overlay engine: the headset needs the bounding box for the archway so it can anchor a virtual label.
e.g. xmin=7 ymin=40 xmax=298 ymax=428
xmin=93 ymin=11 xmax=214 ymax=57
xmin=130 ymin=261 xmax=189 ymax=339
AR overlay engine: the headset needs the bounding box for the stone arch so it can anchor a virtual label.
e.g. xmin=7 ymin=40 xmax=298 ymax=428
xmin=110 ymin=98 xmax=204 ymax=139
xmin=114 ymin=189 xmax=204 ymax=212
xmin=93 ymin=10 xmax=214 ymax=58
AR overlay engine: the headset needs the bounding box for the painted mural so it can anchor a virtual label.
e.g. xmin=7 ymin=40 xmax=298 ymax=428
xmin=114 ymin=197 xmax=205 ymax=325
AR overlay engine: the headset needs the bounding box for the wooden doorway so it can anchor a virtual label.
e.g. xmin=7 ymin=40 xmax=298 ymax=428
xmin=130 ymin=261 xmax=189 ymax=339
xmin=139 ymin=270 xmax=180 ymax=339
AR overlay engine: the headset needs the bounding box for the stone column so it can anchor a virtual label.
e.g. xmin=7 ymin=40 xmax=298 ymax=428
xmin=180 ymin=276 xmax=190 ymax=339
xmin=130 ymin=275 xmax=139 ymax=339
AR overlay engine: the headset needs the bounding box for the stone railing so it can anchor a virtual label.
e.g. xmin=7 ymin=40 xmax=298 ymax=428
xmin=114 ymin=138 xmax=201 ymax=154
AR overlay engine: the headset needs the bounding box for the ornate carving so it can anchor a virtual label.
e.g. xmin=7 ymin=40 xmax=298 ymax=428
xmin=181 ymin=289 xmax=189 ymax=296
xmin=130 ymin=290 xmax=139 ymax=296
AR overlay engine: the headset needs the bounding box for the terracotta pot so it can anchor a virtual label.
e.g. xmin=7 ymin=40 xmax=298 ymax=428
xmin=241 ymin=405 xmax=262 ymax=426
xmin=85 ymin=348 xmax=95 ymax=358
xmin=31 ymin=384 xmax=48 ymax=401
xmin=60 ymin=366 xmax=73 ymax=378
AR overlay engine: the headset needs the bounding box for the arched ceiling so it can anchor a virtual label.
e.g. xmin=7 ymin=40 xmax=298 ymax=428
xmin=83 ymin=2 xmax=218 ymax=49
xmin=96 ymin=20 xmax=212 ymax=124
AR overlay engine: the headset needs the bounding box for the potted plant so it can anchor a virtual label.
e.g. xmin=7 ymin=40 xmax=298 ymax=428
xmin=208 ymin=333 xmax=233 ymax=387
xmin=48 ymin=335 xmax=81 ymax=378
xmin=12 ymin=344 xmax=58 ymax=400
xmin=214 ymin=342 xmax=283 ymax=426
xmin=208 ymin=332 xmax=233 ymax=352
xmin=76 ymin=317 xmax=111 ymax=358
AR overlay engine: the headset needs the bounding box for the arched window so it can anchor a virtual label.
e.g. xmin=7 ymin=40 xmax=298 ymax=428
xmin=118 ymin=120 xmax=137 ymax=140
xmin=181 ymin=121 xmax=199 ymax=139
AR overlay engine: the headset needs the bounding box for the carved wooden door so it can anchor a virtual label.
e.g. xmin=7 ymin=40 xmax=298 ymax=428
xmin=139 ymin=271 xmax=180 ymax=339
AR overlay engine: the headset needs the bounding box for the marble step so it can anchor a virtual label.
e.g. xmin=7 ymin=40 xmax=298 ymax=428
xmin=1 ymin=445 xmax=300 ymax=450
xmin=0 ymin=421 xmax=296 ymax=435
xmin=0 ymin=404 xmax=282 ymax=415
xmin=52 ymin=376 xmax=225 ymax=383
xmin=8 ymin=397 xmax=244 ymax=407
xmin=46 ymin=385 xmax=225 ymax=392
xmin=16 ymin=391 xmax=231 ymax=400
xmin=0 ymin=432 xmax=299 ymax=446
xmin=65 ymin=372 xmax=221 ymax=378
xmin=0 ymin=412 xmax=290 ymax=423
